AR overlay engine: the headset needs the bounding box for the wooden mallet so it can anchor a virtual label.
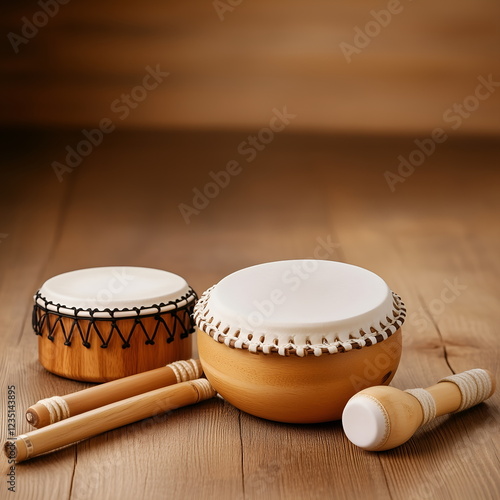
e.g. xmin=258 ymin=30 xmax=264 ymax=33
xmin=25 ymin=359 xmax=202 ymax=428
xmin=342 ymin=369 xmax=496 ymax=451
xmin=5 ymin=379 xmax=216 ymax=463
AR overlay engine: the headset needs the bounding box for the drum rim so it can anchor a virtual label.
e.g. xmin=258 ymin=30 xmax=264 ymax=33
xmin=34 ymin=287 xmax=197 ymax=319
xmin=194 ymin=287 xmax=406 ymax=357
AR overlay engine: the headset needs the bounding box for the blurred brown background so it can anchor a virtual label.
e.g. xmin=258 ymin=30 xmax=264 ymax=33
xmin=1 ymin=2 xmax=500 ymax=500
xmin=2 ymin=0 xmax=500 ymax=133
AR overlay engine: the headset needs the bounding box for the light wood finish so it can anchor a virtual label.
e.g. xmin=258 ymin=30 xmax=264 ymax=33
xmin=426 ymin=381 xmax=467 ymax=417
xmin=198 ymin=328 xmax=402 ymax=423
xmin=36 ymin=312 xmax=193 ymax=382
xmin=344 ymin=370 xmax=496 ymax=451
xmin=0 ymin=130 xmax=499 ymax=499
xmin=25 ymin=359 xmax=201 ymax=428
xmin=5 ymin=379 xmax=215 ymax=463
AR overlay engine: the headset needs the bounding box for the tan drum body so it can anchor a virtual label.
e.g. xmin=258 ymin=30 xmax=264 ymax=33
xmin=198 ymin=328 xmax=402 ymax=423
xmin=36 ymin=311 xmax=193 ymax=383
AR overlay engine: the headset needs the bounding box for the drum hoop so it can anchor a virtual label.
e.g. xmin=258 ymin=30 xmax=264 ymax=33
xmin=32 ymin=288 xmax=198 ymax=349
xmin=194 ymin=287 xmax=406 ymax=357
xmin=33 ymin=288 xmax=197 ymax=319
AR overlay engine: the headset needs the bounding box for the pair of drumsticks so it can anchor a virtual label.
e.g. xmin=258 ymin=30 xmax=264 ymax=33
xmin=3 ymin=361 xmax=496 ymax=462
xmin=5 ymin=360 xmax=212 ymax=463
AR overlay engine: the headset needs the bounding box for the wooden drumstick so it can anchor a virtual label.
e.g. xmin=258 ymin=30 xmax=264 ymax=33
xmin=342 ymin=369 xmax=496 ymax=451
xmin=5 ymin=378 xmax=215 ymax=463
xmin=26 ymin=359 xmax=202 ymax=428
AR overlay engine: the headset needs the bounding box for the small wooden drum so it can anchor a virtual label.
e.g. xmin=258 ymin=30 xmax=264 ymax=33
xmin=33 ymin=267 xmax=197 ymax=382
xmin=194 ymin=260 xmax=406 ymax=423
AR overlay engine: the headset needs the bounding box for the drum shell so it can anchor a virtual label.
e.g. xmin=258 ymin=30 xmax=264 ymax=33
xmin=197 ymin=328 xmax=402 ymax=423
xmin=35 ymin=310 xmax=193 ymax=382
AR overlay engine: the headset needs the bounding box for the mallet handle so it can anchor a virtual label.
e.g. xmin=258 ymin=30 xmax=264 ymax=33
xmin=423 ymin=380 xmax=463 ymax=417
xmin=406 ymin=369 xmax=496 ymax=425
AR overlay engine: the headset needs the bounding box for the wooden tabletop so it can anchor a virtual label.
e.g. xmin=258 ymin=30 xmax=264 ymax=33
xmin=0 ymin=129 xmax=499 ymax=499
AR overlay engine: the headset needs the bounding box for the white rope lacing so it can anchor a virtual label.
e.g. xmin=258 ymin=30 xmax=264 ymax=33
xmin=36 ymin=396 xmax=71 ymax=424
xmin=168 ymin=359 xmax=202 ymax=383
xmin=439 ymin=369 xmax=493 ymax=412
xmin=404 ymin=388 xmax=437 ymax=426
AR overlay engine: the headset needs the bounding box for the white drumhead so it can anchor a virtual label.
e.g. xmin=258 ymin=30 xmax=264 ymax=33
xmin=36 ymin=267 xmax=194 ymax=318
xmin=194 ymin=260 xmax=405 ymax=356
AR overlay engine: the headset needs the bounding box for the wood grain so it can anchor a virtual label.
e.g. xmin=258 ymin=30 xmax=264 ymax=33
xmin=0 ymin=129 xmax=499 ymax=499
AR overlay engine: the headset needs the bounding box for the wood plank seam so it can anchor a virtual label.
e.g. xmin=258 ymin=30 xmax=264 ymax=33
xmin=378 ymin=455 xmax=394 ymax=500
xmin=68 ymin=447 xmax=78 ymax=500
xmin=238 ymin=412 xmax=246 ymax=500
xmin=415 ymin=291 xmax=455 ymax=376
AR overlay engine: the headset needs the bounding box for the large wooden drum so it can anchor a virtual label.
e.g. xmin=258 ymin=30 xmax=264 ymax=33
xmin=194 ymin=260 xmax=406 ymax=423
